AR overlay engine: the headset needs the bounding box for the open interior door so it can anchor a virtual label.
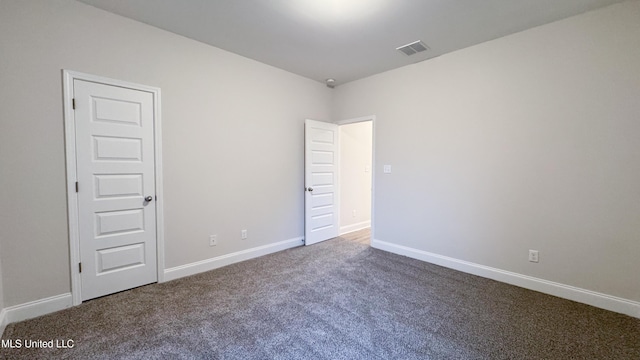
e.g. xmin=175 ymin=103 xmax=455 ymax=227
xmin=304 ymin=119 xmax=339 ymax=245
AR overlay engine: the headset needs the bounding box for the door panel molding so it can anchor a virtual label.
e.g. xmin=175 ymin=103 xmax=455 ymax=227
xmin=304 ymin=119 xmax=340 ymax=245
xmin=63 ymin=70 xmax=164 ymax=306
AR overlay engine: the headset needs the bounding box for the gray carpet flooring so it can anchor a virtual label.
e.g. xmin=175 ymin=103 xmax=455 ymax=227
xmin=1 ymin=229 xmax=639 ymax=359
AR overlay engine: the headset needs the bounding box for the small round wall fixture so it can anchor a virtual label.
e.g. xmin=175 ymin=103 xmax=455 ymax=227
xmin=325 ymin=78 xmax=336 ymax=88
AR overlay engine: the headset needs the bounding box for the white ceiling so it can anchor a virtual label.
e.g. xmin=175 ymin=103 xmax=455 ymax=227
xmin=78 ymin=0 xmax=626 ymax=86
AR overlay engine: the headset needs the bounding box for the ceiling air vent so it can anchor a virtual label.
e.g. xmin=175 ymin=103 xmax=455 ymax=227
xmin=396 ymin=40 xmax=429 ymax=56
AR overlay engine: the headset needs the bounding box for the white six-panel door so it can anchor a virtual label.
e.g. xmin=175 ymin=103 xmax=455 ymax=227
xmin=304 ymin=119 xmax=339 ymax=245
xmin=74 ymin=79 xmax=157 ymax=300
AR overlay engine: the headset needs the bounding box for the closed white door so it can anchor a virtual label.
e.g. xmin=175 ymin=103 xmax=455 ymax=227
xmin=304 ymin=119 xmax=339 ymax=245
xmin=74 ymin=79 xmax=157 ymax=301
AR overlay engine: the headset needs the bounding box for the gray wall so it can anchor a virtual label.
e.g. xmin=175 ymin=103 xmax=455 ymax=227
xmin=0 ymin=0 xmax=332 ymax=307
xmin=333 ymin=1 xmax=640 ymax=302
xmin=0 ymin=248 xmax=4 ymax=311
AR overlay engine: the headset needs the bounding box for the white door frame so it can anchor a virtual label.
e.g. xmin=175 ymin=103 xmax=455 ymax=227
xmin=62 ymin=70 xmax=165 ymax=306
xmin=335 ymin=115 xmax=376 ymax=243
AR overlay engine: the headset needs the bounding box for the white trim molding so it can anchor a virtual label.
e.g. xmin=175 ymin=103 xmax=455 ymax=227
xmin=340 ymin=221 xmax=371 ymax=235
xmin=62 ymin=70 xmax=164 ymax=305
xmin=164 ymin=237 xmax=304 ymax=282
xmin=0 ymin=308 xmax=7 ymax=337
xmin=372 ymin=239 xmax=640 ymax=319
xmin=0 ymin=236 xmax=302 ymax=336
xmin=1 ymin=293 xmax=73 ymax=336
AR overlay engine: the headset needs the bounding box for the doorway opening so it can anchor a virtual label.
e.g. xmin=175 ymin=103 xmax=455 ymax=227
xmin=337 ymin=116 xmax=374 ymax=244
xmin=63 ymin=70 xmax=165 ymax=305
xmin=303 ymin=116 xmax=375 ymax=246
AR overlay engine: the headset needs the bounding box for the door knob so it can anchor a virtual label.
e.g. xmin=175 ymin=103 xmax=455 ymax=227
xmin=307 ymin=187 xmax=314 ymax=192
xmin=145 ymin=196 xmax=153 ymax=202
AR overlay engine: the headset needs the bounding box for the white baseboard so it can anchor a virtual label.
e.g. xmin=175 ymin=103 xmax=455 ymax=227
xmin=340 ymin=221 xmax=371 ymax=235
xmin=0 ymin=293 xmax=73 ymax=336
xmin=0 ymin=237 xmax=304 ymax=336
xmin=0 ymin=308 xmax=7 ymax=338
xmin=164 ymin=237 xmax=304 ymax=282
xmin=372 ymin=239 xmax=640 ymax=319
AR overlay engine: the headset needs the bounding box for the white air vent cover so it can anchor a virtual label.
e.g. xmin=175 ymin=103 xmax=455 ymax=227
xmin=396 ymin=40 xmax=429 ymax=56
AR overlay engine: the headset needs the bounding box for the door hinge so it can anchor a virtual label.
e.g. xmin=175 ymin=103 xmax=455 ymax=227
xmin=72 ymin=98 xmax=76 ymax=110
xmin=75 ymin=182 xmax=79 ymax=192
xmin=79 ymin=262 xmax=82 ymax=273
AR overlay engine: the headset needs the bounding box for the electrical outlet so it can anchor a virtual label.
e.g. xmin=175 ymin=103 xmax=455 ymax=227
xmin=241 ymin=229 xmax=247 ymax=240
xmin=528 ymin=250 xmax=539 ymax=263
xmin=352 ymin=210 xmax=357 ymax=217
xmin=383 ymin=165 xmax=392 ymax=174
xmin=209 ymin=235 xmax=217 ymax=247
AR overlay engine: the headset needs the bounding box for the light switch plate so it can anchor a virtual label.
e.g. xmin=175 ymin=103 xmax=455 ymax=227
xmin=383 ymin=165 xmax=392 ymax=174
